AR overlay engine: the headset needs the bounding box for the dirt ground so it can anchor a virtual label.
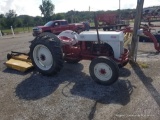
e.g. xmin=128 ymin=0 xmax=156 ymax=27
xmin=0 ymin=32 xmax=160 ymax=120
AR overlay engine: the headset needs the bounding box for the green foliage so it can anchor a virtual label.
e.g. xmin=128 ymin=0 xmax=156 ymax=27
xmin=0 ymin=9 xmax=134 ymax=29
xmin=0 ymin=14 xmax=4 ymax=18
xmin=15 ymin=18 xmax=23 ymax=27
xmin=4 ymin=10 xmax=17 ymax=28
xmin=39 ymin=0 xmax=55 ymax=22
xmin=52 ymin=13 xmax=65 ymax=20
xmin=22 ymin=15 xmax=34 ymax=26
xmin=34 ymin=16 xmax=44 ymax=26
xmin=0 ymin=18 xmax=6 ymax=29
xmin=0 ymin=5 xmax=159 ymax=30
xmin=65 ymin=10 xmax=93 ymax=23
xmin=2 ymin=27 xmax=33 ymax=34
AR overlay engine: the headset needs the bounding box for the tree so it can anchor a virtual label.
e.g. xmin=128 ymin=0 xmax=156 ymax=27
xmin=39 ymin=0 xmax=55 ymax=22
xmin=52 ymin=13 xmax=65 ymax=20
xmin=0 ymin=14 xmax=4 ymax=18
xmin=0 ymin=18 xmax=6 ymax=29
xmin=0 ymin=14 xmax=5 ymax=29
xmin=22 ymin=15 xmax=34 ymax=26
xmin=5 ymin=10 xmax=17 ymax=28
xmin=5 ymin=10 xmax=17 ymax=18
xmin=34 ymin=16 xmax=44 ymax=25
xmin=15 ymin=18 xmax=23 ymax=27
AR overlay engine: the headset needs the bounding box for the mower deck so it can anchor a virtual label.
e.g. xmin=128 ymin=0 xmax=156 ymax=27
xmin=5 ymin=54 xmax=33 ymax=72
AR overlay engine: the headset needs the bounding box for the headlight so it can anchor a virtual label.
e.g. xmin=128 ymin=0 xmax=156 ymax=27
xmin=33 ymin=27 xmax=42 ymax=32
xmin=38 ymin=28 xmax=42 ymax=32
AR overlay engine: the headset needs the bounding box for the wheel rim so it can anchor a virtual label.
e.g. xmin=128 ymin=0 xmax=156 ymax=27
xmin=33 ymin=44 xmax=53 ymax=71
xmin=94 ymin=63 xmax=112 ymax=81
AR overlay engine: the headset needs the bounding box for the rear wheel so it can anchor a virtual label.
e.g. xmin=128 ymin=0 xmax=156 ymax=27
xmin=30 ymin=33 xmax=63 ymax=75
xmin=89 ymin=57 xmax=119 ymax=85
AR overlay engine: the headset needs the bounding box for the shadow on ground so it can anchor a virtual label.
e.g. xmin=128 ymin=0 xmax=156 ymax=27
xmin=138 ymin=50 xmax=160 ymax=57
xmin=15 ymin=62 xmax=84 ymax=100
xmin=129 ymin=61 xmax=160 ymax=108
xmin=14 ymin=62 xmax=133 ymax=101
xmin=14 ymin=62 xmax=133 ymax=107
xmin=3 ymin=67 xmax=34 ymax=76
xmin=12 ymin=62 xmax=134 ymax=119
xmin=119 ymin=67 xmax=131 ymax=77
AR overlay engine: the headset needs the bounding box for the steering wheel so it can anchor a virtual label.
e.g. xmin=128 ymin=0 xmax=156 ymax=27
xmin=140 ymin=24 xmax=150 ymax=31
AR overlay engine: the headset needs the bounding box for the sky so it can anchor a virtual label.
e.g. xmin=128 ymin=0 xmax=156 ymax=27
xmin=0 ymin=0 xmax=160 ymax=16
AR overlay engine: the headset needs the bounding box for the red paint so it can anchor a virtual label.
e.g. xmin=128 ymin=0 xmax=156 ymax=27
xmin=100 ymin=69 xmax=106 ymax=75
xmin=61 ymin=39 xmax=129 ymax=65
xmin=32 ymin=20 xmax=85 ymax=36
xmin=122 ymin=27 xmax=160 ymax=52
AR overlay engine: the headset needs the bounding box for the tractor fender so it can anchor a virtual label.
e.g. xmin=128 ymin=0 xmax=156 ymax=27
xmin=104 ymin=42 xmax=122 ymax=59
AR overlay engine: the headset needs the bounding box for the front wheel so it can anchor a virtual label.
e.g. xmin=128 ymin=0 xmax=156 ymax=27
xmin=89 ymin=57 xmax=119 ymax=85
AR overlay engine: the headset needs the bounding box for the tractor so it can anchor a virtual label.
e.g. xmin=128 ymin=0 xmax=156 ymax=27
xmin=28 ymin=30 xmax=129 ymax=85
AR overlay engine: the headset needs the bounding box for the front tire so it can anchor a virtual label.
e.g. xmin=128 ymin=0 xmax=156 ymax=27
xmin=30 ymin=33 xmax=63 ymax=75
xmin=89 ymin=57 xmax=119 ymax=85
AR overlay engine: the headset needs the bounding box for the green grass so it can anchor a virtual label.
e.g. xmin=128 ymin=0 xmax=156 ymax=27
xmin=90 ymin=22 xmax=95 ymax=27
xmin=89 ymin=22 xmax=103 ymax=27
xmin=2 ymin=27 xmax=33 ymax=35
xmin=137 ymin=61 xmax=149 ymax=69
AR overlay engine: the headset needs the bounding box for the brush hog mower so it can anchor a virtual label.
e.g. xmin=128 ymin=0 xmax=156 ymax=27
xmin=5 ymin=30 xmax=129 ymax=85
xmin=5 ymin=51 xmax=33 ymax=72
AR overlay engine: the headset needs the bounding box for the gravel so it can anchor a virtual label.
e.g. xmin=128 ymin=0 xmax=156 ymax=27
xmin=0 ymin=32 xmax=160 ymax=120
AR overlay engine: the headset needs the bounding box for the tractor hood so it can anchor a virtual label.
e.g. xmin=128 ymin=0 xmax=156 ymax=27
xmin=77 ymin=31 xmax=124 ymax=42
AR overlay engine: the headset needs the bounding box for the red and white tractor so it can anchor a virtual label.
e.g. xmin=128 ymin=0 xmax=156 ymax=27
xmin=29 ymin=30 xmax=129 ymax=85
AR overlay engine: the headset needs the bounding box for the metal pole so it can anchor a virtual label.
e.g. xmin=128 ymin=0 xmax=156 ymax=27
xmin=94 ymin=12 xmax=101 ymax=54
xmin=119 ymin=0 xmax=121 ymax=23
xmin=119 ymin=0 xmax=120 ymax=10
xmin=130 ymin=0 xmax=144 ymax=61
xmin=0 ymin=30 xmax=2 ymax=38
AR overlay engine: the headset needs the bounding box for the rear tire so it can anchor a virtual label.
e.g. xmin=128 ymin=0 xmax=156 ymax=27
xmin=30 ymin=33 xmax=64 ymax=75
xmin=89 ymin=57 xmax=119 ymax=85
